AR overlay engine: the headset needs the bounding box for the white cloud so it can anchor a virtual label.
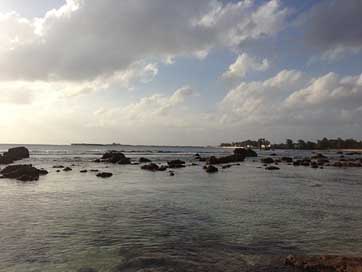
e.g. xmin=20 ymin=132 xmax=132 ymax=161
xmin=220 ymin=69 xmax=362 ymax=128
xmin=0 ymin=0 xmax=289 ymax=82
xmin=222 ymin=53 xmax=269 ymax=79
xmin=286 ymin=72 xmax=362 ymax=109
xmin=92 ymin=86 xmax=196 ymax=127
xmin=220 ymin=69 xmax=306 ymax=123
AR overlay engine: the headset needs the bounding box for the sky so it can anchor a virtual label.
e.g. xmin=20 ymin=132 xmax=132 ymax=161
xmin=0 ymin=0 xmax=361 ymax=145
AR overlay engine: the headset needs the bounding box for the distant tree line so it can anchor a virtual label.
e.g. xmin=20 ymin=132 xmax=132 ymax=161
xmin=220 ymin=139 xmax=271 ymax=149
xmin=272 ymin=138 xmax=362 ymax=150
xmin=220 ymin=138 xmax=362 ymax=150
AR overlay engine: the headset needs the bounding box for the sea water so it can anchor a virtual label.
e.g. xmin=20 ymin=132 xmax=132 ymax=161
xmin=0 ymin=145 xmax=361 ymax=271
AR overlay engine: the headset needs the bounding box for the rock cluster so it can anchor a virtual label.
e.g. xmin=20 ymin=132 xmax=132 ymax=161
xmin=204 ymin=165 xmax=218 ymax=173
xmin=0 ymin=164 xmax=48 ymax=181
xmin=96 ymin=172 xmax=113 ymax=178
xmin=167 ymin=160 xmax=186 ymax=168
xmin=96 ymin=151 xmax=131 ymax=164
xmin=0 ymin=147 xmax=30 ymax=165
xmin=206 ymin=149 xmax=250 ymax=165
xmin=141 ymin=163 xmax=168 ymax=172
xmin=139 ymin=157 xmax=151 ymax=163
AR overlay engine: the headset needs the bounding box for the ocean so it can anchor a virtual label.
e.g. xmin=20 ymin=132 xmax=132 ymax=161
xmin=0 ymin=144 xmax=361 ymax=271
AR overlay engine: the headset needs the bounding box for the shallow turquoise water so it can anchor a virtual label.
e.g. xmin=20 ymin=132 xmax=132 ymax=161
xmin=0 ymin=145 xmax=361 ymax=271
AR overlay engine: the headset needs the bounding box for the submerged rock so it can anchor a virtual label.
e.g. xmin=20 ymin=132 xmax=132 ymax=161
xmin=281 ymin=157 xmax=293 ymax=163
xmin=167 ymin=160 xmax=186 ymax=168
xmin=96 ymin=172 xmax=113 ymax=178
xmin=261 ymin=157 xmax=274 ymax=164
xmin=141 ymin=163 xmax=168 ymax=172
xmin=265 ymin=166 xmax=280 ymax=170
xmin=0 ymin=164 xmax=47 ymax=181
xmin=311 ymin=153 xmax=327 ymax=159
xmin=139 ymin=157 xmax=152 ymax=163
xmin=0 ymin=147 xmax=30 ymax=165
xmin=205 ymin=165 xmax=218 ymax=173
xmin=285 ymin=255 xmax=362 ymax=272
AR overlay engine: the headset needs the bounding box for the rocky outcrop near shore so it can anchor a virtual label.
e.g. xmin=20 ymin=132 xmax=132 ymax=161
xmin=206 ymin=148 xmax=253 ymax=165
xmin=0 ymin=147 xmax=30 ymax=164
xmin=167 ymin=160 xmax=186 ymax=168
xmin=96 ymin=151 xmax=131 ymax=164
xmin=0 ymin=164 xmax=48 ymax=181
xmin=285 ymin=255 xmax=362 ymax=272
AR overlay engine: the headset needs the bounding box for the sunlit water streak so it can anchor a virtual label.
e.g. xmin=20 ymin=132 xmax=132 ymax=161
xmin=0 ymin=145 xmax=361 ymax=271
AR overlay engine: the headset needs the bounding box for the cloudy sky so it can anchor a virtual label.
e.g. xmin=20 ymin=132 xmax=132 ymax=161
xmin=0 ymin=0 xmax=361 ymax=145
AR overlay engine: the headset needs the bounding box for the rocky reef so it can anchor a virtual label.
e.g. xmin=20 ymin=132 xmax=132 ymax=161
xmin=95 ymin=151 xmax=131 ymax=164
xmin=0 ymin=164 xmax=48 ymax=181
xmin=0 ymin=147 xmax=30 ymax=165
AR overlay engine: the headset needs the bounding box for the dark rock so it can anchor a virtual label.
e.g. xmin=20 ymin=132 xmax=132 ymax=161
xmin=261 ymin=157 xmax=274 ymax=164
xmin=207 ymin=153 xmax=245 ymax=165
xmin=205 ymin=165 xmax=218 ymax=173
xmin=311 ymin=162 xmax=319 ymax=168
xmin=0 ymin=164 xmax=46 ymax=181
xmin=270 ymin=153 xmax=277 ymax=156
xmin=169 ymin=171 xmax=175 ymax=176
xmin=265 ymin=166 xmax=280 ymax=170
xmin=0 ymin=147 xmax=30 ymax=165
xmin=293 ymin=160 xmax=301 ymax=166
xmin=63 ymin=167 xmax=72 ymax=172
xmin=80 ymin=170 xmax=88 ymax=173
xmin=222 ymin=164 xmax=232 ymax=169
xmin=53 ymin=165 xmax=65 ymax=169
xmin=139 ymin=157 xmax=151 ymax=163
xmin=281 ymin=157 xmax=293 ymax=163
xmin=233 ymin=148 xmax=257 ymax=157
xmin=38 ymin=169 xmax=49 ymax=175
xmin=158 ymin=165 xmax=168 ymax=171
xmin=301 ymin=158 xmax=311 ymax=166
xmin=317 ymin=158 xmax=329 ymax=165
xmin=99 ymin=151 xmax=131 ymax=164
xmin=285 ymin=255 xmax=362 ymax=272
xmin=56 ymin=170 xmax=61 ymax=173
xmin=333 ymin=161 xmax=343 ymax=167
xmin=90 ymin=169 xmax=99 ymax=172
xmin=96 ymin=172 xmax=113 ymax=178
xmin=312 ymin=153 xmax=327 ymax=159
xmin=167 ymin=160 xmax=186 ymax=168
xmin=141 ymin=163 xmax=161 ymax=171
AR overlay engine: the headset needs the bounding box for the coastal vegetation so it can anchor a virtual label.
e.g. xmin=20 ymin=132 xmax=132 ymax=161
xmin=221 ymin=138 xmax=362 ymax=150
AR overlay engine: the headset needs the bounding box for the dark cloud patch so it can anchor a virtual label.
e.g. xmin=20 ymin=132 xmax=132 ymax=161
xmin=302 ymin=0 xmax=362 ymax=50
